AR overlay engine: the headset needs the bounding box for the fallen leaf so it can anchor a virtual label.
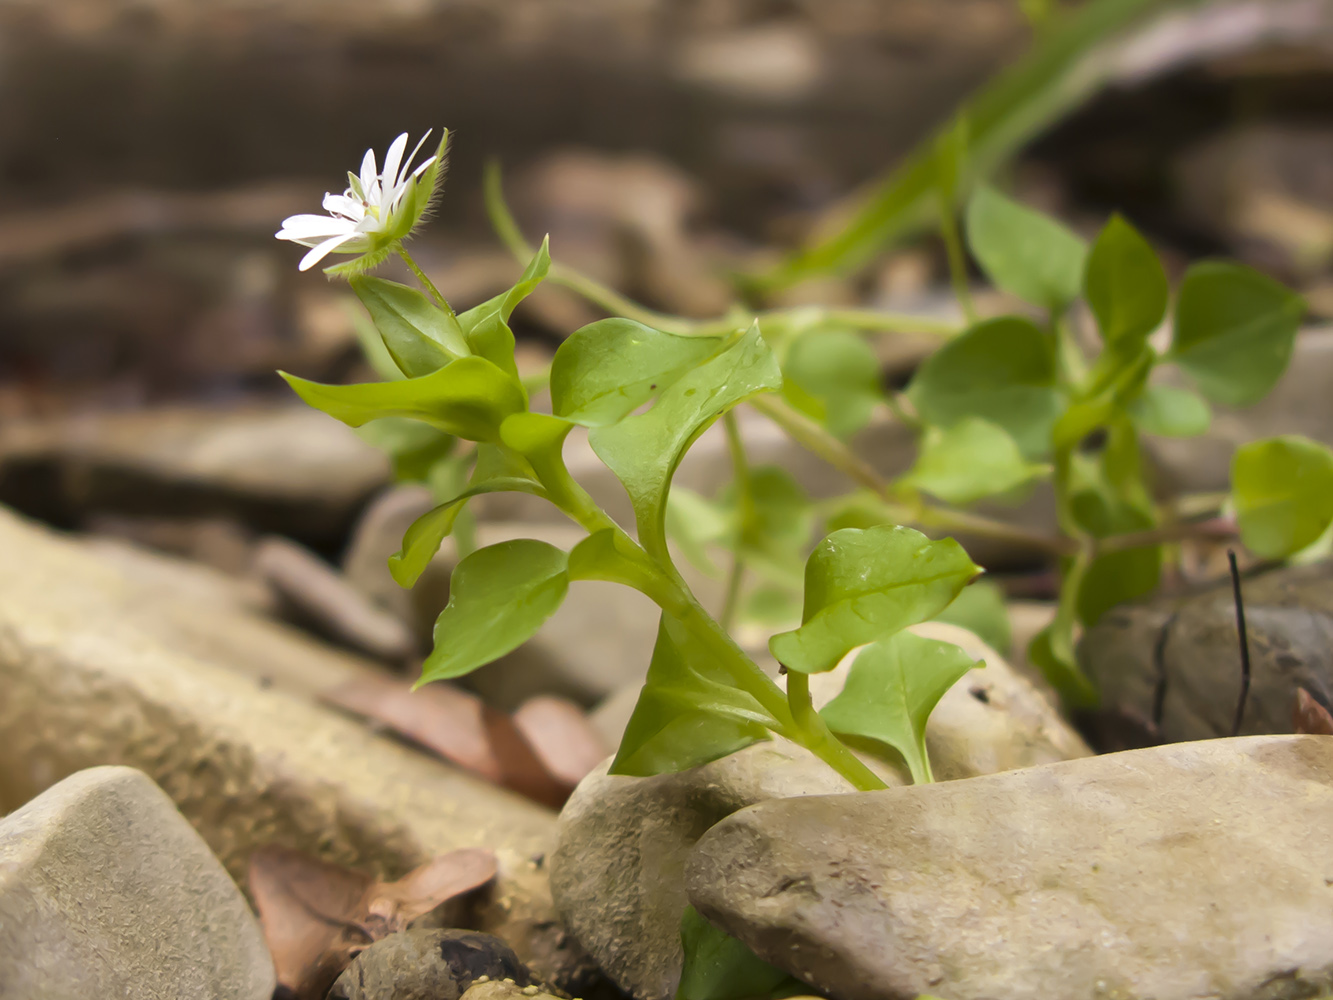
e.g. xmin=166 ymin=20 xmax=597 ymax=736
xmin=513 ymin=695 xmax=608 ymax=788
xmin=1293 ymin=687 xmax=1333 ymax=735
xmin=323 ymin=675 xmax=570 ymax=808
xmin=249 ymin=845 xmax=498 ymax=1000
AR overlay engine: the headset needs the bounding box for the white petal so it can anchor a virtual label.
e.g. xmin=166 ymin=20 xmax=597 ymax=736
xmin=322 ymin=193 xmax=366 ymax=220
xmin=298 ymin=232 xmax=359 ymax=271
xmin=276 ymin=214 xmax=357 ymax=241
xmin=359 ymin=148 xmax=378 ymax=202
xmin=401 ymin=130 xmax=433 ymax=184
xmin=380 ymin=133 xmax=409 ymax=194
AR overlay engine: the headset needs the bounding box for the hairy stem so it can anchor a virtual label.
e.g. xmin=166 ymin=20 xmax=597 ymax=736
xmin=396 ymin=246 xmax=458 ymax=325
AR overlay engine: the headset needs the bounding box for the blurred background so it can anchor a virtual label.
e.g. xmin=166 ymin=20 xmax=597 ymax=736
xmin=0 ymin=0 xmax=1331 ymax=555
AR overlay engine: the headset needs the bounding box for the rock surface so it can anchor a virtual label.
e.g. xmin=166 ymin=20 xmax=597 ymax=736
xmin=1079 ymin=560 xmax=1333 ymax=750
xmin=328 ymin=929 xmax=531 ymax=1000
xmin=0 ymin=405 xmax=389 ymax=545
xmin=552 ymin=623 xmax=1087 ymax=1000
xmin=0 ymin=766 xmax=274 ymax=999
xmin=0 ymin=505 xmax=590 ymax=987
xmin=689 ymin=736 xmax=1333 ymax=1000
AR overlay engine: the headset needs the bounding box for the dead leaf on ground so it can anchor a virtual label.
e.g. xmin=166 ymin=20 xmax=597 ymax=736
xmin=1293 ymin=687 xmax=1333 ymax=735
xmin=513 ymin=695 xmax=608 ymax=789
xmin=322 ymin=675 xmax=569 ymax=808
xmin=249 ymin=845 xmax=497 ymax=1000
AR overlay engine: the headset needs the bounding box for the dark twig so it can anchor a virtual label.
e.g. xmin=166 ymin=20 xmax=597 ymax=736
xmin=1228 ymin=550 xmax=1251 ymax=738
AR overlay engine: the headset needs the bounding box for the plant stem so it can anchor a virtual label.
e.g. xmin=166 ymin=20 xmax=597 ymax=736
xmin=397 ymin=245 xmax=460 ymax=326
xmin=750 ymin=394 xmax=1072 ymax=556
xmin=720 ymin=411 xmax=752 ymax=632
xmin=938 ymin=198 xmax=977 ymax=324
xmin=483 ymin=160 xmax=962 ymax=340
xmin=786 ymin=672 xmax=888 ymax=792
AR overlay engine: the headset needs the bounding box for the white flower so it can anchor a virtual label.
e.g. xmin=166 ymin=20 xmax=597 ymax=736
xmin=277 ymin=129 xmax=447 ymax=274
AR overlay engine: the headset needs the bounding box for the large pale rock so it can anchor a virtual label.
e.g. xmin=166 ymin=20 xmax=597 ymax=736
xmin=0 ymin=405 xmax=389 ymax=545
xmin=689 ymin=736 xmax=1333 ymax=1000
xmin=552 ymin=624 xmax=1087 ymax=999
xmin=551 ymin=740 xmax=896 ymax=1000
xmin=1078 ymin=560 xmax=1333 ymax=750
xmin=0 ymin=505 xmax=591 ymax=987
xmin=0 ymin=766 xmax=274 ymax=1000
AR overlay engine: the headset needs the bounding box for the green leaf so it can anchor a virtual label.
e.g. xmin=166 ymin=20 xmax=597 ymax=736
xmin=901 ymin=417 xmax=1048 ymax=505
xmin=1232 ymin=435 xmax=1333 ymax=559
xmin=965 ymin=185 xmax=1086 ymax=310
xmin=280 ymin=356 xmax=527 ymax=441
xmin=418 ymin=539 xmax=570 ymax=684
xmin=551 ymin=319 xmax=722 ymax=427
xmin=769 ymin=525 xmax=981 ymax=675
xmin=1171 ymin=261 xmax=1304 ymax=406
xmin=458 ymin=236 xmax=552 ymax=333
xmin=389 ymin=449 xmax=548 ymax=588
xmin=1051 ymin=342 xmax=1155 ymax=451
xmin=611 ymin=614 xmax=775 ymax=777
xmin=1027 ymin=622 xmax=1096 ymax=707
xmin=1083 ymin=214 xmax=1169 ymax=348
xmin=935 ymin=579 xmax=1011 ymax=653
xmin=757 ymin=0 xmax=1173 ymax=286
xmin=906 ymin=316 xmax=1062 ymax=458
xmin=666 ymin=487 xmax=731 ymax=577
xmin=676 ymin=905 xmax=803 ymax=1000
xmin=567 ymin=528 xmax=665 ymax=599
xmin=1127 ymin=383 xmax=1211 ymax=438
xmin=782 ymin=328 xmax=884 ymax=438
xmin=356 ymin=418 xmax=456 ymax=483
xmin=1077 ymin=545 xmax=1161 ymax=627
xmin=590 ymin=324 xmax=782 ymax=556
xmin=820 ymin=631 xmax=979 ymax=784
xmin=350 ymin=275 xmax=468 ymax=377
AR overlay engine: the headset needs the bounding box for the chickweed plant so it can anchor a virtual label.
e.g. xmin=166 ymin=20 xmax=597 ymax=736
xmin=278 ymin=127 xmax=1316 ymax=994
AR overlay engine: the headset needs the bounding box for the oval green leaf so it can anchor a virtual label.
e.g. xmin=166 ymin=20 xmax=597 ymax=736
xmin=906 ymin=315 xmax=1061 ymax=458
xmin=820 ymin=631 xmax=979 ymax=784
xmin=965 ymin=185 xmax=1087 ymax=310
xmin=1083 ymin=214 xmax=1169 ymax=348
xmin=1127 ymin=383 xmax=1211 ymax=438
xmin=901 ymin=417 xmax=1047 ymax=505
xmin=1171 ymin=261 xmax=1304 ymax=406
xmin=783 ymin=328 xmax=884 ymax=438
xmin=1232 ymin=435 xmax=1333 ymax=558
xmin=418 ymin=539 xmax=569 ymax=684
xmin=769 ymin=525 xmax=981 ymax=675
xmin=551 ymin=319 xmax=722 ymax=427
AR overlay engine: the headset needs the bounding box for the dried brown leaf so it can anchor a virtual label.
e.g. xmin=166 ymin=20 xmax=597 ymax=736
xmin=248 ymin=846 xmax=498 ymax=1000
xmin=1293 ymin=687 xmax=1333 ymax=735
xmin=513 ymin=695 xmax=608 ymax=789
xmin=323 ymin=675 xmax=568 ymax=807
